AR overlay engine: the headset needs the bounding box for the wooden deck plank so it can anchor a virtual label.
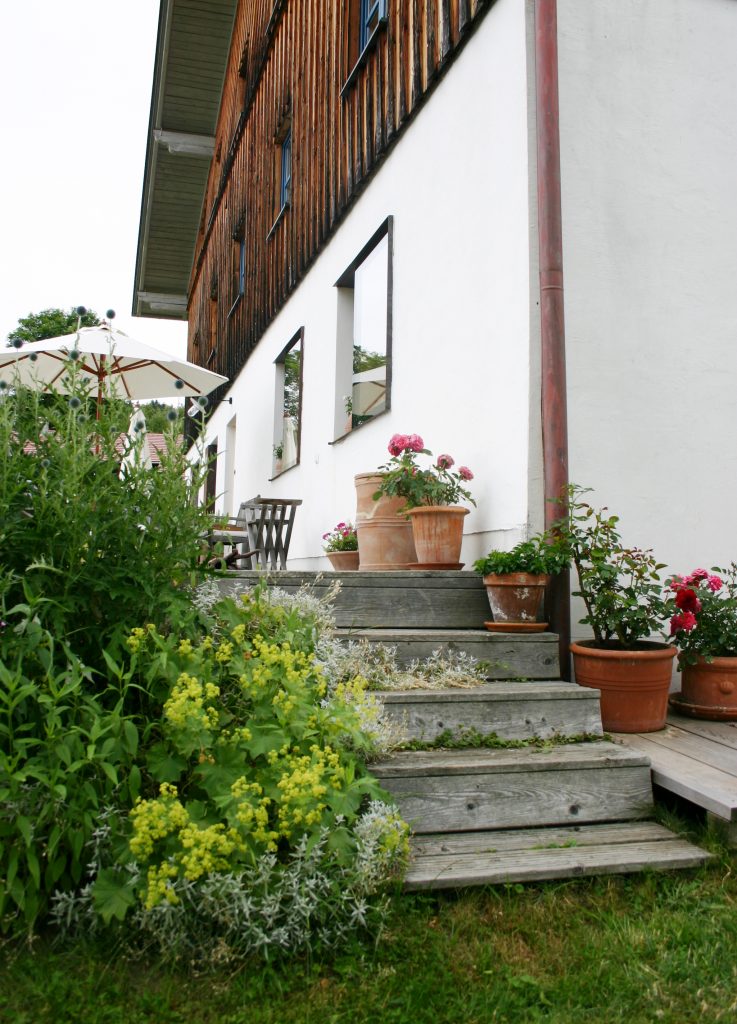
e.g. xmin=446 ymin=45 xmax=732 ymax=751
xmin=405 ymin=838 xmax=710 ymax=890
xmin=614 ymin=732 xmax=737 ymax=821
xmin=636 ymin=724 xmax=737 ymax=778
xmin=666 ymin=711 xmax=737 ymax=750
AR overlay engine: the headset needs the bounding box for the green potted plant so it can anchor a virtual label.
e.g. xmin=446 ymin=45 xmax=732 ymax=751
xmin=555 ymin=485 xmax=674 ymax=733
xmin=666 ymin=566 xmax=737 ymax=720
xmin=473 ymin=534 xmax=569 ymax=632
xmin=371 ymin=433 xmax=476 ymax=568
xmin=273 ymin=442 xmax=283 ymax=475
xmin=323 ymin=521 xmax=360 ymax=571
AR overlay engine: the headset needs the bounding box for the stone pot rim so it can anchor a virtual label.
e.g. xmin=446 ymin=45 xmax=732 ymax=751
xmin=482 ymin=572 xmax=550 ymax=587
xmin=406 ymin=505 xmax=470 ymax=517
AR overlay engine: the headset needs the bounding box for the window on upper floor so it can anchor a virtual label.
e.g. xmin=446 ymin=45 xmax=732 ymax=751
xmin=280 ymin=128 xmax=292 ymax=211
xmin=273 ymin=328 xmax=303 ymax=475
xmin=359 ymin=0 xmax=387 ymax=52
xmin=334 ymin=218 xmax=392 ymax=438
xmin=343 ymin=0 xmax=389 ymax=91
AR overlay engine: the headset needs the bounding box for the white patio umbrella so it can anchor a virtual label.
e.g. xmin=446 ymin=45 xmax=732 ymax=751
xmin=0 ymin=324 xmax=228 ymax=406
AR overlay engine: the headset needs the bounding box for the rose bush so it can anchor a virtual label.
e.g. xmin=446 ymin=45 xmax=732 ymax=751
xmin=666 ymin=565 xmax=737 ymax=665
xmin=373 ymin=433 xmax=475 ymax=509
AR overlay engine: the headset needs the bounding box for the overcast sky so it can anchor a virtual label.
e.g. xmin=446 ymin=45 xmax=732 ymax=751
xmin=0 ymin=0 xmax=187 ymax=358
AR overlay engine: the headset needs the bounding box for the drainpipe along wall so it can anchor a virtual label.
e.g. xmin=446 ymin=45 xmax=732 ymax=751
xmin=534 ymin=0 xmax=571 ymax=679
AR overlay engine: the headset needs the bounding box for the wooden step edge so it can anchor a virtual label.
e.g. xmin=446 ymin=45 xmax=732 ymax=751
xmin=410 ymin=821 xmax=677 ymax=855
xmin=336 ymin=628 xmax=558 ymax=642
xmin=377 ymin=682 xmax=599 ymax=704
xmin=370 ymin=742 xmax=650 ymax=778
xmin=404 ymin=839 xmax=712 ymax=890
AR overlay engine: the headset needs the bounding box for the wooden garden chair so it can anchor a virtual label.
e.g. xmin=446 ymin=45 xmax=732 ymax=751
xmin=211 ymin=496 xmax=302 ymax=570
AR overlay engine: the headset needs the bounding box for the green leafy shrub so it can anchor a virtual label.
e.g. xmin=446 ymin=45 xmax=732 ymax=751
xmin=46 ymin=588 xmax=409 ymax=961
xmin=0 ymin=372 xmax=212 ymax=673
xmin=0 ymin=593 xmax=141 ymax=933
xmin=473 ymin=534 xmax=570 ymax=577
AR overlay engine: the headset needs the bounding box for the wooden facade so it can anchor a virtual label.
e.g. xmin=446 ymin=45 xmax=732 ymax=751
xmin=187 ymin=0 xmax=494 ymax=406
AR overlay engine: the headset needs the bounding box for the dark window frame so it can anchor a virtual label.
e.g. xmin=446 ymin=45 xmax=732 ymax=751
xmin=272 ymin=326 xmax=304 ymax=477
xmin=331 ymin=216 xmax=393 ymax=444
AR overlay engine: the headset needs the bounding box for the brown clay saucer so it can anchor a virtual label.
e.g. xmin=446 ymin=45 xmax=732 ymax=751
xmin=484 ymin=621 xmax=549 ymax=633
xmin=669 ymin=692 xmax=737 ymax=721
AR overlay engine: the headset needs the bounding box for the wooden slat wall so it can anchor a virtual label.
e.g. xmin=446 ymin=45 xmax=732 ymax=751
xmin=188 ymin=0 xmax=492 ymax=397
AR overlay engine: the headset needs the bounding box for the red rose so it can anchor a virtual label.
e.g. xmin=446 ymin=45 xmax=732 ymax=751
xmin=675 ymin=588 xmax=701 ymax=614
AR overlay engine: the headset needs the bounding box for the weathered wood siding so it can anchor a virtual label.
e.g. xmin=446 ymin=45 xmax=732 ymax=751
xmin=187 ymin=0 xmax=494 ymax=400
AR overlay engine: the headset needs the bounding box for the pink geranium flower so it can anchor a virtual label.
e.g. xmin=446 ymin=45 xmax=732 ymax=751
xmin=458 ymin=466 xmax=473 ymax=481
xmin=436 ymin=453 xmax=454 ymax=469
xmin=707 ymin=575 xmax=723 ymax=592
xmin=684 ymin=568 xmax=708 ymax=584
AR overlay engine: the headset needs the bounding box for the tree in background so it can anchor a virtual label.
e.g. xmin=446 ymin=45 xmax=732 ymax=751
xmin=140 ymin=399 xmax=184 ymax=433
xmin=6 ymin=306 xmax=100 ymax=346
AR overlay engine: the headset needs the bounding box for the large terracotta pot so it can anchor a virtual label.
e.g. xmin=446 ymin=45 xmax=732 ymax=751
xmin=671 ymin=656 xmax=737 ymax=720
xmin=482 ymin=573 xmax=549 ymax=626
xmin=326 ymin=550 xmax=360 ymax=571
xmin=354 ymin=473 xmax=417 ymax=570
xmin=571 ymin=640 xmax=677 ymax=733
xmin=406 ymin=505 xmax=469 ymax=568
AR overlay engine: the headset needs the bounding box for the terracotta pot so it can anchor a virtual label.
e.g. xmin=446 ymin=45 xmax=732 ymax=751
xmin=354 ymin=473 xmax=417 ymax=570
xmin=406 ymin=505 xmax=469 ymax=567
xmin=571 ymin=640 xmax=677 ymax=733
xmin=326 ymin=549 xmax=360 ymax=571
xmin=673 ymin=656 xmax=737 ymax=720
xmin=482 ymin=573 xmax=550 ymax=625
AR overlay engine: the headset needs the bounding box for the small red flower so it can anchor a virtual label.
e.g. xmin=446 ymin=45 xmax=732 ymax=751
xmin=458 ymin=466 xmax=473 ymax=481
xmin=436 ymin=453 xmax=454 ymax=469
xmin=406 ymin=434 xmax=425 ymax=453
xmin=388 ymin=434 xmax=409 ymax=456
xmin=670 ymin=611 xmax=697 ymax=634
xmin=675 ymin=588 xmax=701 ymax=614
xmin=707 ymin=574 xmax=723 ymax=592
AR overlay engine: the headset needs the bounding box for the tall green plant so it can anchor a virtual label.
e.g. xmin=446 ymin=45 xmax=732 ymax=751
xmin=0 ymin=366 xmax=212 ymax=671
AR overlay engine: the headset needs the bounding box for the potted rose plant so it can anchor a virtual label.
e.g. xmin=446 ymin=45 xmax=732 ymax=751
xmin=322 ymin=521 xmax=360 ymax=571
xmin=554 ymin=485 xmax=673 ymax=732
xmin=666 ymin=566 xmax=737 ymax=720
xmin=372 ymin=433 xmax=475 ymax=567
xmin=473 ymin=533 xmax=569 ymax=632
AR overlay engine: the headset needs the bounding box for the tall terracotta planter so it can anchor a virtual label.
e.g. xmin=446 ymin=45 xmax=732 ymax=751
xmin=354 ymin=473 xmax=417 ymax=570
xmin=670 ymin=655 xmax=737 ymax=720
xmin=406 ymin=505 xmax=469 ymax=568
xmin=482 ymin=573 xmax=549 ymax=630
xmin=571 ymin=640 xmax=676 ymax=733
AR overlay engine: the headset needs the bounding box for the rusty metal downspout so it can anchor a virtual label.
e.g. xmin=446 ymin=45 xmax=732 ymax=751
xmin=534 ymin=0 xmax=571 ymax=678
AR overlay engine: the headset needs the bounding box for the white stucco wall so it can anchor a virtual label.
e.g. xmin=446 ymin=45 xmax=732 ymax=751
xmin=559 ymin=0 xmax=737 ymax=620
xmin=202 ymin=0 xmax=535 ymax=569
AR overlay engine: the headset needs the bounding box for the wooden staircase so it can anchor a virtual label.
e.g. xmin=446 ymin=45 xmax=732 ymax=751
xmin=221 ymin=571 xmax=710 ymax=886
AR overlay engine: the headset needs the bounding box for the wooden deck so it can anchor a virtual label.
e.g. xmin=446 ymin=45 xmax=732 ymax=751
xmin=614 ymin=712 xmax=737 ymax=843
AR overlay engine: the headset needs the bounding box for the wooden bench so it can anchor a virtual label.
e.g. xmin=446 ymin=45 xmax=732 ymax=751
xmin=212 ymin=496 xmax=302 ymax=570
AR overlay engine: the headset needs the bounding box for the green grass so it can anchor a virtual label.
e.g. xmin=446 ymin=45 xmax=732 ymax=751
xmin=1 ymin=830 xmax=735 ymax=1024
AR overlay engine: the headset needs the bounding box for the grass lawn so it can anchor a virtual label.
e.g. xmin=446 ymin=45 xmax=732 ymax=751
xmin=2 ymin=824 xmax=735 ymax=1024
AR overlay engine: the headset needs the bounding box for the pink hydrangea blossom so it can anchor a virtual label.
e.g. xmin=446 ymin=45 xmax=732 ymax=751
xmin=406 ymin=434 xmax=425 ymax=453
xmin=436 ymin=453 xmax=454 ymax=469
xmin=707 ymin=574 xmax=723 ymax=592
xmin=458 ymin=466 xmax=473 ymax=481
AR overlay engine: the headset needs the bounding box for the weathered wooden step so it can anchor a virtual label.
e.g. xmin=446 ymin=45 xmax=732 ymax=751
xmin=404 ymin=821 xmax=711 ymax=889
xmin=336 ymin=627 xmax=559 ymax=678
xmin=371 ymin=742 xmax=653 ymax=833
xmin=378 ymin=682 xmax=603 ymax=742
xmin=218 ymin=570 xmax=492 ymax=628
